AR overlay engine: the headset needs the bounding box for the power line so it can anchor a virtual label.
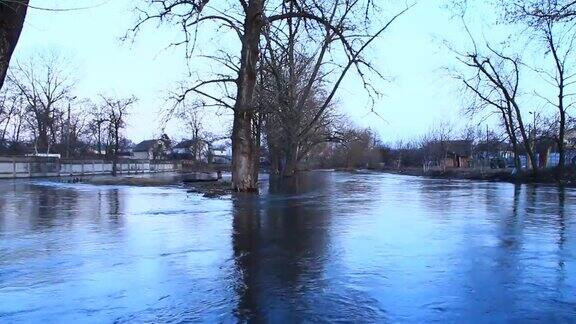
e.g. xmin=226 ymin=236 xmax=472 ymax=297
xmin=1 ymin=0 xmax=111 ymax=12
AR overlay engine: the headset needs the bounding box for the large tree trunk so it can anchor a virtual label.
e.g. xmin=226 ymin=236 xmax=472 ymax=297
xmin=0 ymin=0 xmax=28 ymax=90
xmin=283 ymin=142 xmax=299 ymax=177
xmin=232 ymin=111 xmax=258 ymax=191
xmin=37 ymin=126 xmax=49 ymax=153
xmin=511 ymin=102 xmax=538 ymax=176
xmin=268 ymin=144 xmax=282 ymax=175
xmin=503 ymin=110 xmax=521 ymax=170
xmin=231 ymin=0 xmax=263 ymax=192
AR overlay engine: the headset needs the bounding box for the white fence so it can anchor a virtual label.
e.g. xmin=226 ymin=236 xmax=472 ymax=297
xmin=0 ymin=157 xmax=178 ymax=179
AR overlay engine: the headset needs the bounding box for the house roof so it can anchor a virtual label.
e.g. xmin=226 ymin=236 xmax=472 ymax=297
xmin=133 ymin=140 xmax=158 ymax=152
xmin=475 ymin=140 xmax=506 ymax=153
xmin=174 ymin=139 xmax=203 ymax=149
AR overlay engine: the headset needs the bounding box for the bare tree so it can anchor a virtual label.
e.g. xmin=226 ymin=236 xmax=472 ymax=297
xmin=257 ymin=1 xmax=357 ymax=177
xmin=504 ymin=1 xmax=576 ymax=177
xmin=87 ymin=101 xmax=108 ymax=156
xmin=58 ymin=99 xmax=90 ymax=158
xmin=258 ymin=47 xmax=341 ymax=176
xmin=175 ymin=102 xmax=206 ymax=161
xmin=100 ymin=95 xmax=137 ymax=176
xmin=0 ymin=0 xmax=29 ymax=90
xmin=129 ymin=0 xmax=412 ymax=191
xmin=420 ymin=120 xmax=458 ymax=171
xmin=8 ymin=52 xmax=75 ymax=154
xmin=322 ymin=124 xmax=379 ymax=170
xmin=451 ymin=30 xmax=538 ymax=174
xmin=0 ymin=81 xmax=20 ymax=143
xmin=504 ymin=0 xmax=576 ymax=24
xmin=540 ymin=18 xmax=575 ymax=177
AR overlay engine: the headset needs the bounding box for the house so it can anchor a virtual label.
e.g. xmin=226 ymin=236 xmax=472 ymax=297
xmin=172 ymin=139 xmax=208 ymax=161
xmin=424 ymin=140 xmax=472 ymax=169
xmin=565 ymin=129 xmax=576 ymax=148
xmin=472 ymin=140 xmax=510 ymax=169
xmin=132 ymin=138 xmax=171 ymax=160
xmin=210 ymin=138 xmax=232 ymax=165
xmin=540 ymin=132 xmax=576 ymax=167
xmin=211 ymin=145 xmax=231 ymax=164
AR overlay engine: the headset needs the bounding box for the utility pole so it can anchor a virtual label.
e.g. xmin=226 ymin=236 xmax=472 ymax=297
xmin=66 ymin=102 xmax=71 ymax=159
xmin=66 ymin=96 xmax=77 ymax=159
xmin=530 ymin=112 xmax=537 ymax=148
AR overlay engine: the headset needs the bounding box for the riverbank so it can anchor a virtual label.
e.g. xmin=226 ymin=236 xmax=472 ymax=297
xmin=378 ymin=166 xmax=576 ymax=186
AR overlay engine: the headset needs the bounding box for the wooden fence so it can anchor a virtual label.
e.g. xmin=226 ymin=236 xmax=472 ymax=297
xmin=0 ymin=157 xmax=178 ymax=179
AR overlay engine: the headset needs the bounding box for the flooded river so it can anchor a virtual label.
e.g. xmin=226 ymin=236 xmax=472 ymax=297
xmin=0 ymin=172 xmax=575 ymax=322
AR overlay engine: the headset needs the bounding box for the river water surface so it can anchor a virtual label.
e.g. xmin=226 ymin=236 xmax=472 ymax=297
xmin=0 ymin=172 xmax=575 ymax=322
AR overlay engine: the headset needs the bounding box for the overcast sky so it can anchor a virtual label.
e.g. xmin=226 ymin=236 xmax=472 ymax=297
xmin=13 ymin=0 xmax=516 ymax=144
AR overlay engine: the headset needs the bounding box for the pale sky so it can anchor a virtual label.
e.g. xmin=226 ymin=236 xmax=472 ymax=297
xmin=12 ymin=0 xmax=528 ymax=144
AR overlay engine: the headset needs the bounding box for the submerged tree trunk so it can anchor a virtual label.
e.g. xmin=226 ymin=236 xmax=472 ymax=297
xmin=232 ymin=111 xmax=258 ymax=191
xmin=0 ymin=0 xmax=28 ymax=90
xmin=268 ymin=144 xmax=282 ymax=175
xmin=231 ymin=0 xmax=264 ymax=192
xmin=283 ymin=142 xmax=299 ymax=177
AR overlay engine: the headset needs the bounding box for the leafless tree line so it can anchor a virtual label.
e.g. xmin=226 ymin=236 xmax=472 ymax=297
xmin=0 ymin=52 xmax=137 ymax=174
xmin=289 ymin=123 xmax=382 ymax=171
xmin=453 ymin=0 xmax=576 ymax=178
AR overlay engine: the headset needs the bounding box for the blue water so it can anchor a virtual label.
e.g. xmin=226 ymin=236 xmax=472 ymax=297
xmin=0 ymin=172 xmax=575 ymax=322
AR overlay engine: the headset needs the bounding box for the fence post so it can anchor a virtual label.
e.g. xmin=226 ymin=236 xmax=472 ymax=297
xmin=12 ymin=158 xmax=16 ymax=178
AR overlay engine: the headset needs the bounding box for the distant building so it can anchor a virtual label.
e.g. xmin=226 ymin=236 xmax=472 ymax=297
xmin=25 ymin=153 xmax=61 ymax=159
xmin=566 ymin=128 xmax=576 ymax=148
xmin=568 ymin=129 xmax=576 ymax=165
xmin=172 ymin=139 xmax=208 ymax=161
xmin=210 ymin=138 xmax=232 ymax=165
xmin=425 ymin=140 xmax=472 ymax=169
xmin=132 ymin=139 xmax=170 ymax=160
xmin=90 ymin=148 xmax=107 ymax=156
